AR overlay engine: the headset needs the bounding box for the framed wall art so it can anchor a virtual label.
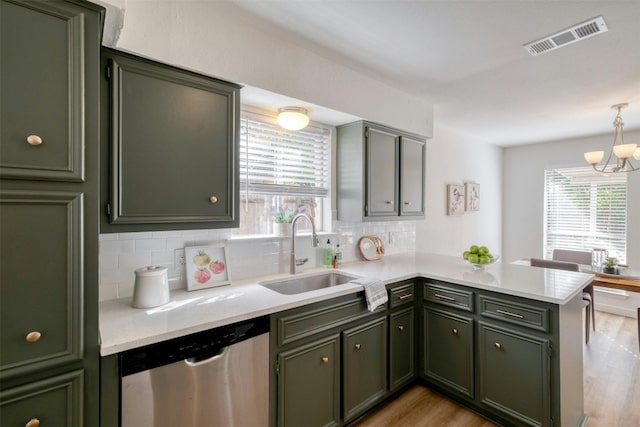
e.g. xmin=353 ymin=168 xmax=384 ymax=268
xmin=185 ymin=245 xmax=231 ymax=291
xmin=465 ymin=182 xmax=480 ymax=212
xmin=447 ymin=184 xmax=465 ymax=215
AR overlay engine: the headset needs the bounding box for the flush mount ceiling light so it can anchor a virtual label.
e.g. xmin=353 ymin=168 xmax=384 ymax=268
xmin=584 ymin=103 xmax=640 ymax=173
xmin=277 ymin=107 xmax=309 ymax=131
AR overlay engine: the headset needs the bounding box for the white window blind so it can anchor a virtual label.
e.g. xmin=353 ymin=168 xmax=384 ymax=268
xmin=240 ymin=113 xmax=330 ymax=197
xmin=544 ymin=166 xmax=627 ymax=263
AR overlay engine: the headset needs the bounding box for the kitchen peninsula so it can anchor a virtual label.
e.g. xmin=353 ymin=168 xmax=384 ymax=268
xmin=100 ymin=253 xmax=592 ymax=426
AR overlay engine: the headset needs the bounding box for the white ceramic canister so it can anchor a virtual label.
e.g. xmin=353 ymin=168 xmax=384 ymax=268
xmin=132 ymin=266 xmax=169 ymax=308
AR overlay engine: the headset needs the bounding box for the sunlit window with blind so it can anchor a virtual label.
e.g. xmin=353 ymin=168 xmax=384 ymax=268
xmin=544 ymin=166 xmax=627 ymax=263
xmin=233 ymin=112 xmax=330 ymax=236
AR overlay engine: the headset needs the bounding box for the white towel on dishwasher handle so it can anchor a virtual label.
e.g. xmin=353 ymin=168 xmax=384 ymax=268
xmin=350 ymin=277 xmax=388 ymax=312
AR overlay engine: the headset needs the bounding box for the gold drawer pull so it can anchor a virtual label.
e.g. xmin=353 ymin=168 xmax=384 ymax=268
xmin=398 ymin=325 xmax=405 ymax=332
xmin=209 ymin=196 xmax=218 ymax=204
xmin=321 ymin=356 xmax=329 ymax=364
xmin=433 ymin=293 xmax=455 ymax=301
xmin=452 ymin=328 xmax=458 ymax=335
xmin=354 ymin=343 xmax=362 ymax=350
xmin=495 ymin=342 xmax=502 ymax=349
xmin=496 ymin=309 xmax=524 ymax=319
xmin=26 ymin=331 xmax=42 ymax=343
xmin=26 ymin=418 xmax=40 ymax=427
xmin=398 ymin=293 xmax=413 ymax=300
xmin=26 ymin=135 xmax=43 ymax=146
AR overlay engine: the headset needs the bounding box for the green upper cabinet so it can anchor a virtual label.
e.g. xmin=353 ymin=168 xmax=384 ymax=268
xmin=0 ymin=0 xmax=86 ymax=182
xmin=366 ymin=127 xmax=399 ymax=216
xmin=100 ymin=48 xmax=240 ymax=232
xmin=400 ymin=136 xmax=425 ymax=216
xmin=337 ymin=121 xmax=426 ymax=221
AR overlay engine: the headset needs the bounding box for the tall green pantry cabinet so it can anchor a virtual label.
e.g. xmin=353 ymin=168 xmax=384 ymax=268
xmin=0 ymin=0 xmax=104 ymax=425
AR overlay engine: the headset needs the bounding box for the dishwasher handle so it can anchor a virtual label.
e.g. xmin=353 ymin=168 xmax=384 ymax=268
xmin=184 ymin=346 xmax=227 ymax=367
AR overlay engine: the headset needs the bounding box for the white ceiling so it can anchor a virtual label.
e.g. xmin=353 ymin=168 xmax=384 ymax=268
xmin=231 ymin=0 xmax=640 ymax=147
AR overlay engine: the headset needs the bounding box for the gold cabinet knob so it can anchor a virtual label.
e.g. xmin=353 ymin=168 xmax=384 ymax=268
xmin=26 ymin=135 xmax=43 ymax=146
xmin=495 ymin=342 xmax=502 ymax=349
xmin=26 ymin=331 xmax=42 ymax=343
xmin=209 ymin=196 xmax=218 ymax=204
xmin=397 ymin=325 xmax=404 ymax=332
xmin=452 ymin=328 xmax=458 ymax=335
xmin=26 ymin=418 xmax=40 ymax=427
xmin=404 ymin=201 xmax=411 ymax=205
xmin=321 ymin=356 xmax=329 ymax=364
xmin=385 ymin=200 xmax=393 ymax=205
xmin=354 ymin=343 xmax=362 ymax=350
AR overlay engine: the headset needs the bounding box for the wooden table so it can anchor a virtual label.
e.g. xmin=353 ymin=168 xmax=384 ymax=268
xmin=592 ymin=274 xmax=640 ymax=292
xmin=592 ymin=273 xmax=640 ymax=351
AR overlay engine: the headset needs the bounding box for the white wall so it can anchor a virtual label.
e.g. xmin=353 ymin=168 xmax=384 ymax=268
xmin=416 ymin=122 xmax=503 ymax=256
xmin=98 ymin=0 xmax=433 ymax=137
xmin=503 ymin=129 xmax=640 ymax=317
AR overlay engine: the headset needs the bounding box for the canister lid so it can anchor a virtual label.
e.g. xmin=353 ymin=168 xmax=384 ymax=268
xmin=134 ymin=265 xmax=168 ymax=276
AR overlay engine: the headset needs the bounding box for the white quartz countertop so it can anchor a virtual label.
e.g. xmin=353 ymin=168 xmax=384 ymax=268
xmin=99 ymin=252 xmax=593 ymax=356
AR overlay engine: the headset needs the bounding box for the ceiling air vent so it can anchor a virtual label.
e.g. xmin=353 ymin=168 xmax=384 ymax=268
xmin=524 ymin=16 xmax=608 ymax=56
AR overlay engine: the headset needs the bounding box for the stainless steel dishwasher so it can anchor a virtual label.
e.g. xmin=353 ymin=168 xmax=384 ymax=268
xmin=120 ymin=316 xmax=270 ymax=427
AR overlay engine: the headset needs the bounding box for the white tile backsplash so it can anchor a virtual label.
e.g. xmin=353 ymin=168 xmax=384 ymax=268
xmin=98 ymin=220 xmax=416 ymax=301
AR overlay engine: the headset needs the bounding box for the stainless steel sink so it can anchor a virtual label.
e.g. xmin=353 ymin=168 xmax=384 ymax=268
xmin=259 ymin=272 xmax=358 ymax=295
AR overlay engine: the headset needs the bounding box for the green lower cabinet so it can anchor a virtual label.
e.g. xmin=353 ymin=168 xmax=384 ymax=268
xmin=423 ymin=306 xmax=474 ymax=398
xmin=389 ymin=307 xmax=415 ymax=391
xmin=343 ymin=317 xmax=388 ymax=422
xmin=478 ymin=322 xmax=551 ymax=427
xmin=277 ymin=335 xmax=340 ymax=427
xmin=0 ymin=370 xmax=83 ymax=427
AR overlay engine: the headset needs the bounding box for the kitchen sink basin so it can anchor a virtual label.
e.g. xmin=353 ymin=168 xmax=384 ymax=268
xmin=259 ymin=272 xmax=358 ymax=295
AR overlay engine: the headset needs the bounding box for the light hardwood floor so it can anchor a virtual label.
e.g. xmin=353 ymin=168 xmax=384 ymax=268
xmin=356 ymin=311 xmax=640 ymax=426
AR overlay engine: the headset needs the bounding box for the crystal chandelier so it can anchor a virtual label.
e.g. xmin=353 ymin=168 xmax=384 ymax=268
xmin=584 ymin=103 xmax=640 ymax=173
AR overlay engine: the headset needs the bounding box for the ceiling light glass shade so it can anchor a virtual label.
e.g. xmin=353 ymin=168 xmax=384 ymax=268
xmin=584 ymin=151 xmax=604 ymax=165
xmin=613 ymin=143 xmax=637 ymax=159
xmin=584 ymin=103 xmax=638 ymax=173
xmin=277 ymin=107 xmax=309 ymax=131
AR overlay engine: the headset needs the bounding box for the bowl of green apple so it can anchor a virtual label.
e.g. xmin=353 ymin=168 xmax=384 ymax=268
xmin=462 ymin=245 xmax=499 ymax=270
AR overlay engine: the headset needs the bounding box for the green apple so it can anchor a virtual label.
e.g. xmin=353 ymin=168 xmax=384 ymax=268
xmin=469 ymin=245 xmax=479 ymax=254
xmin=468 ymin=254 xmax=479 ymax=264
xmin=479 ymin=255 xmax=489 ymax=264
xmin=463 ymin=251 xmax=471 ymax=260
xmin=479 ymin=246 xmax=489 ymax=255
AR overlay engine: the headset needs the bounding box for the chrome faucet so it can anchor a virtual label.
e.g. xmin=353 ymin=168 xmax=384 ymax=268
xmin=290 ymin=213 xmax=319 ymax=274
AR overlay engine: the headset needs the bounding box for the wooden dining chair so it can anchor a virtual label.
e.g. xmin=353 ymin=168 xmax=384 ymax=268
xmin=530 ymin=258 xmax=591 ymax=343
xmin=552 ymin=249 xmax=596 ymax=332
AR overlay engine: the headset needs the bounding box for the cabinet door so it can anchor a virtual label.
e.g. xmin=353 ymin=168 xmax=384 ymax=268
xmin=423 ymin=307 xmax=474 ymax=398
xmin=478 ymin=322 xmax=551 ymax=427
xmin=103 ymin=49 xmax=239 ymax=228
xmin=365 ymin=126 xmax=398 ymax=216
xmin=390 ymin=307 xmax=415 ymax=391
xmin=400 ymin=136 xmax=425 ymax=216
xmin=0 ymin=370 xmax=83 ymax=427
xmin=343 ymin=317 xmax=388 ymax=421
xmin=0 ymin=190 xmax=83 ymax=380
xmin=0 ymin=0 xmax=85 ymax=182
xmin=277 ymin=335 xmax=340 ymax=427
